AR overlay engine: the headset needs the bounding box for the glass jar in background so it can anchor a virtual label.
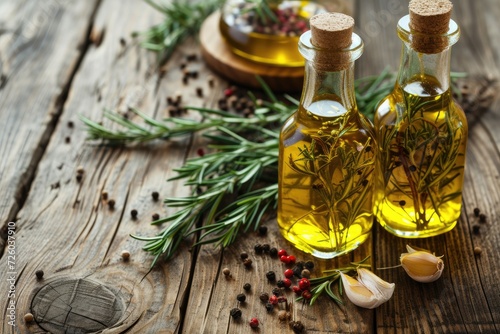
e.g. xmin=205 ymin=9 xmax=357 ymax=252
xmin=219 ymin=0 xmax=332 ymax=67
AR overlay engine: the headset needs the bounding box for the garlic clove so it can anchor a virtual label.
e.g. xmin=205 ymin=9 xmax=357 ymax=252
xmin=400 ymin=250 xmax=444 ymax=283
xmin=340 ymin=269 xmax=395 ymax=309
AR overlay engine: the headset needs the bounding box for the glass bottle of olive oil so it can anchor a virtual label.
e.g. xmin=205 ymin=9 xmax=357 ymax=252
xmin=278 ymin=13 xmax=375 ymax=258
xmin=374 ymin=0 xmax=468 ymax=238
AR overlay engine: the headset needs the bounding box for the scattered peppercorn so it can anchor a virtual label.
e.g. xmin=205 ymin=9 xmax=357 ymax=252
xmin=152 ymin=213 xmax=160 ymax=221
xmin=278 ymin=310 xmax=288 ymax=322
xmin=249 ymin=317 xmax=259 ymax=328
xmin=67 ymin=120 xmax=74 ymax=128
xmin=240 ymin=252 xmax=249 ymax=260
xmin=292 ymin=263 xmax=304 ymax=278
xmin=284 ymin=269 xmax=294 ymax=278
xmin=269 ymin=295 xmax=279 ymax=305
xmin=258 ymin=225 xmax=268 ymax=235
xmin=101 ymin=191 xmax=108 ymax=200
xmin=243 ymin=258 xmax=253 ymax=268
xmin=130 ymin=209 xmax=138 ymax=219
xmin=409 ymin=165 xmax=417 ymax=172
xmin=196 ymin=87 xmax=203 ymax=97
xmin=107 ymin=199 xmax=115 ymax=209
xmin=272 ymin=287 xmax=282 ymax=296
xmin=262 ymin=244 xmax=270 ymax=253
xmin=304 ymin=261 xmax=314 ymax=270
xmin=287 ymin=255 xmax=296 ymax=264
xmin=65 ymin=136 xmax=71 ymax=144
xmin=474 ymin=246 xmax=482 ymax=255
xmin=259 ymin=292 xmax=269 ymax=302
xmin=254 ymin=244 xmax=263 ymax=254
xmin=236 ymin=293 xmax=246 ymax=303
xmin=208 ymin=76 xmax=215 ymax=87
xmin=24 ymin=313 xmax=34 ymax=323
xmin=282 ymin=278 xmax=292 ymax=288
xmin=301 ymin=269 xmax=311 ymax=278
xmin=298 ymin=278 xmax=310 ymax=290
xmin=280 ymin=255 xmax=289 ymax=264
xmin=479 ymin=214 xmax=487 ymax=223
xmin=77 ymin=166 xmax=85 ymax=174
xmin=292 ymin=286 xmax=302 ymax=295
xmin=269 ymin=247 xmax=278 ymax=258
xmin=152 ymin=191 xmax=159 ymax=201
xmin=222 ymin=268 xmax=231 ymax=277
xmin=266 ymin=271 xmax=276 ymax=282
xmin=243 ymin=283 xmax=251 ymax=291
xmin=472 ymin=224 xmax=480 ymax=234
xmin=301 ymin=290 xmax=312 ymax=300
xmin=399 ymin=200 xmax=406 ymax=206
xmin=230 ymin=308 xmax=242 ymax=319
xmin=76 ymin=174 xmax=82 ymax=182
xmin=277 ymin=279 xmax=286 ymax=288
xmin=121 ymin=250 xmax=130 ymax=260
xmin=35 ymin=270 xmax=44 ymax=280
xmin=473 ymin=207 xmax=480 ymax=217
xmin=278 ymin=249 xmax=288 ymax=257
xmin=290 ymin=320 xmax=305 ymax=333
xmin=186 ymin=53 xmax=197 ymax=62
xmin=265 ymin=302 xmax=274 ymax=312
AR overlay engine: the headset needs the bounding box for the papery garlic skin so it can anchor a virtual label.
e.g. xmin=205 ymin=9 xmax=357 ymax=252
xmin=400 ymin=245 xmax=444 ymax=283
xmin=340 ymin=269 xmax=395 ymax=309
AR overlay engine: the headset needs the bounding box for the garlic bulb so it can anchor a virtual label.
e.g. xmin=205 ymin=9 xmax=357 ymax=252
xmin=400 ymin=245 xmax=444 ymax=283
xmin=340 ymin=268 xmax=395 ymax=309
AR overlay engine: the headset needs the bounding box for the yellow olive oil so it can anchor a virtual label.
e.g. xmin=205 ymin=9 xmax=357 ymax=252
xmin=219 ymin=1 xmax=324 ymax=67
xmin=374 ymin=75 xmax=468 ymax=237
xmin=278 ymin=99 xmax=375 ymax=258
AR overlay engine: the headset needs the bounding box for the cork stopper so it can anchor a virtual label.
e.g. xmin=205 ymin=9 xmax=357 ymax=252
xmin=408 ymin=0 xmax=453 ymax=53
xmin=309 ymin=12 xmax=354 ymax=71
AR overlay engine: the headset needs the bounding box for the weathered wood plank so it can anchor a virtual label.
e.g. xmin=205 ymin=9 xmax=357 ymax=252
xmin=0 ymin=0 xmax=98 ymax=251
xmin=0 ymin=0 xmax=213 ymax=332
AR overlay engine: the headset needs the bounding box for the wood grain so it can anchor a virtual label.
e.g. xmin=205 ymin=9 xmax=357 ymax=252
xmin=0 ymin=0 xmax=210 ymax=332
xmin=0 ymin=0 xmax=99 ymax=253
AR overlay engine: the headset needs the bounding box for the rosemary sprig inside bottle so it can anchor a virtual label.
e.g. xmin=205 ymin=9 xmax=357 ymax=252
xmin=81 ymin=72 xmax=464 ymax=265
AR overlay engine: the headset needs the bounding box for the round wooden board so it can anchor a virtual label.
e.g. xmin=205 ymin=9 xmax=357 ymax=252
xmin=200 ymin=11 xmax=304 ymax=92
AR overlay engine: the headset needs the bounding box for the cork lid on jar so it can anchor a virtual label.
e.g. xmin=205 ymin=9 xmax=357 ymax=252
xmin=408 ymin=0 xmax=453 ymax=53
xmin=309 ymin=12 xmax=355 ymax=71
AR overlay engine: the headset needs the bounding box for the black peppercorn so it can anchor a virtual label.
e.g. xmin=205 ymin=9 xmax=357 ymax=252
xmin=473 ymin=207 xmax=480 ymax=217
xmin=243 ymin=283 xmax=251 ymax=291
xmin=243 ymin=258 xmax=252 ymax=268
xmin=304 ymin=261 xmax=314 ymax=270
xmin=272 ymin=287 xmax=281 ymax=296
xmin=240 ymin=252 xmax=249 ymax=260
xmin=399 ymin=200 xmax=406 ymax=206
xmin=292 ymin=263 xmax=304 ymax=278
xmin=291 ymin=320 xmax=305 ymax=333
xmin=236 ymin=293 xmax=246 ymax=303
xmin=265 ymin=302 xmax=274 ymax=312
xmin=472 ymin=225 xmax=480 ymax=234
xmin=230 ymin=308 xmax=242 ymax=319
xmin=479 ymin=214 xmax=487 ymax=223
xmin=276 ymin=280 xmax=285 ymax=288
xmin=108 ymin=199 xmax=115 ymax=209
xmin=254 ymin=244 xmax=263 ymax=254
xmin=258 ymin=225 xmax=268 ymax=235
xmin=152 ymin=213 xmax=160 ymax=221
xmin=35 ymin=270 xmax=44 ymax=280
xmin=131 ymin=209 xmax=138 ymax=219
xmin=259 ymin=292 xmax=269 ymax=302
xmin=152 ymin=191 xmax=159 ymax=201
xmin=266 ymin=271 xmax=276 ymax=282
xmin=269 ymin=247 xmax=278 ymax=257
xmin=262 ymin=244 xmax=270 ymax=252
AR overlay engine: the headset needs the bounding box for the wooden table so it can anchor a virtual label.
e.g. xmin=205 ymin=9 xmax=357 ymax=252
xmin=1 ymin=1 xmax=499 ymax=333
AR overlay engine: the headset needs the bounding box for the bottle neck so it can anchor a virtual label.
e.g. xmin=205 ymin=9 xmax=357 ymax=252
xmin=299 ymin=60 xmax=357 ymax=117
xmin=395 ymin=15 xmax=459 ymax=94
xmin=297 ymin=30 xmax=363 ymax=118
xmin=396 ymin=41 xmax=452 ymax=92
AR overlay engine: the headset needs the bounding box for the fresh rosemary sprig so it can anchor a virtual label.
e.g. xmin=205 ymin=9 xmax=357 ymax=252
xmin=81 ymin=71 xmax=465 ymax=265
xmin=132 ymin=0 xmax=224 ymax=64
